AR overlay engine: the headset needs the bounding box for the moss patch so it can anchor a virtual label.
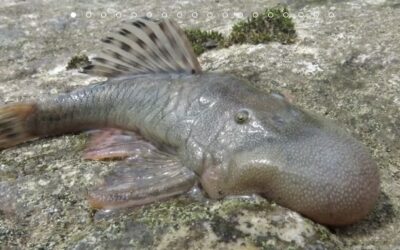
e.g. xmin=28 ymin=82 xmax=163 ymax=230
xmin=210 ymin=215 xmax=248 ymax=243
xmin=184 ymin=6 xmax=296 ymax=55
xmin=226 ymin=6 xmax=296 ymax=46
xmin=218 ymin=197 xmax=275 ymax=215
xmin=66 ymin=54 xmax=90 ymax=70
xmin=135 ymin=198 xmax=212 ymax=228
xmin=184 ymin=29 xmax=224 ymax=56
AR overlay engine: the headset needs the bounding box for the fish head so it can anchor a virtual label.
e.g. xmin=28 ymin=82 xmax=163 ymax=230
xmin=200 ymin=90 xmax=379 ymax=226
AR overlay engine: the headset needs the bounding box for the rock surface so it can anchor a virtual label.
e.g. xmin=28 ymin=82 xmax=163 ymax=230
xmin=0 ymin=0 xmax=399 ymax=249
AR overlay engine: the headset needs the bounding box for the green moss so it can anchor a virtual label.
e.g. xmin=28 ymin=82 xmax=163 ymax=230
xmin=184 ymin=29 xmax=224 ymax=55
xmin=226 ymin=6 xmax=296 ymax=46
xmin=218 ymin=197 xmax=274 ymax=216
xmin=66 ymin=54 xmax=90 ymax=70
xmin=210 ymin=215 xmax=248 ymax=243
xmin=184 ymin=6 xmax=296 ymax=56
xmin=315 ymin=226 xmax=332 ymax=242
xmin=135 ymin=198 xmax=211 ymax=228
xmin=254 ymin=234 xmax=277 ymax=250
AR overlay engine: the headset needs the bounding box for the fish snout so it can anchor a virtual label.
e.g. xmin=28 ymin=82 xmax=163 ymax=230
xmin=267 ymin=127 xmax=380 ymax=226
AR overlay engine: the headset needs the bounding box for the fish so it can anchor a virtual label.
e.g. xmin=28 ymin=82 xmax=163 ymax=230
xmin=0 ymin=18 xmax=379 ymax=226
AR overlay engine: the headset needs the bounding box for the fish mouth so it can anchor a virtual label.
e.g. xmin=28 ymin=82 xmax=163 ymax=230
xmin=269 ymin=126 xmax=379 ymax=225
xmin=230 ymin=122 xmax=380 ymax=226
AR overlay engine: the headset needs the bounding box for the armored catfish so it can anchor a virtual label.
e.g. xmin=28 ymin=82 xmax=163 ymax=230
xmin=0 ymin=18 xmax=379 ymax=226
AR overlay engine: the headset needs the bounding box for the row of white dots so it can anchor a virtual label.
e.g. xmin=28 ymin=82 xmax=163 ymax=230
xmin=70 ymin=11 xmax=335 ymax=19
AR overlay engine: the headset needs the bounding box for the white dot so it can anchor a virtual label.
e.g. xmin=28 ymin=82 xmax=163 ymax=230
xmin=267 ymin=11 xmax=274 ymax=18
xmin=146 ymin=12 xmax=153 ymax=18
xmin=252 ymin=12 xmax=258 ymax=18
xmin=70 ymin=12 xmax=77 ymax=18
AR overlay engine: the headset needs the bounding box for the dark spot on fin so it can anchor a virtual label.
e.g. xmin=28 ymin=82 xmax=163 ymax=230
xmin=149 ymin=32 xmax=157 ymax=42
xmin=136 ymin=38 xmax=146 ymax=49
xmin=132 ymin=20 xmax=146 ymax=28
xmin=101 ymin=37 xmax=114 ymax=44
xmin=120 ymin=42 xmax=131 ymax=52
xmin=82 ymin=64 xmax=94 ymax=71
xmin=119 ymin=29 xmax=131 ymax=36
xmin=81 ymin=18 xmax=202 ymax=78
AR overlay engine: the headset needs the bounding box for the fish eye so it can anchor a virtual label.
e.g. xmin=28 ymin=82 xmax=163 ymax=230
xmin=234 ymin=109 xmax=250 ymax=124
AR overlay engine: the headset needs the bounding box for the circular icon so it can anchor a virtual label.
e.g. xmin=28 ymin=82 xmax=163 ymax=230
xmin=70 ymin=12 xmax=77 ymax=18
xmin=222 ymin=12 xmax=229 ymax=18
xmin=177 ymin=11 xmax=183 ymax=18
xmin=115 ymin=12 xmax=122 ymax=18
xmin=328 ymin=12 xmax=335 ymax=18
xmin=192 ymin=11 xmax=198 ymax=18
xmin=101 ymin=12 xmax=107 ymax=18
xmin=283 ymin=12 xmax=289 ymax=18
xmin=161 ymin=12 xmax=168 ymax=18
xmin=207 ymin=12 xmax=213 ymax=18
xmin=252 ymin=12 xmax=258 ymax=18
xmin=267 ymin=11 xmax=274 ymax=18
xmin=86 ymin=11 xmax=92 ymax=18
xmin=131 ymin=12 xmax=137 ymax=18
xmin=298 ymin=12 xmax=304 ymax=18
xmin=146 ymin=12 xmax=153 ymax=18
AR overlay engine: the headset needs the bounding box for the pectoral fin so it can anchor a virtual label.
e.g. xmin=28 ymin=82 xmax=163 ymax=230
xmin=88 ymin=147 xmax=196 ymax=209
xmin=83 ymin=128 xmax=157 ymax=160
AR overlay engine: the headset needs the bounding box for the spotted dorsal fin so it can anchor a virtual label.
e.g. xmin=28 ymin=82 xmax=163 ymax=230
xmin=82 ymin=18 xmax=202 ymax=77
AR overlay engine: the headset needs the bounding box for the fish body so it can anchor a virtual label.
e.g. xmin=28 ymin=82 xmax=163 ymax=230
xmin=0 ymin=18 xmax=379 ymax=226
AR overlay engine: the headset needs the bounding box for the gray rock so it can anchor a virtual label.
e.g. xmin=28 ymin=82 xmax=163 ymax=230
xmin=0 ymin=0 xmax=399 ymax=249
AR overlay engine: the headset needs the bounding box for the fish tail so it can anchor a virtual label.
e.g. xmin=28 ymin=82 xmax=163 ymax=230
xmin=0 ymin=103 xmax=37 ymax=150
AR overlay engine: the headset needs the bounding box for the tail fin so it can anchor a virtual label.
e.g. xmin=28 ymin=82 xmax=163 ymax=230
xmin=0 ymin=103 xmax=36 ymax=150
